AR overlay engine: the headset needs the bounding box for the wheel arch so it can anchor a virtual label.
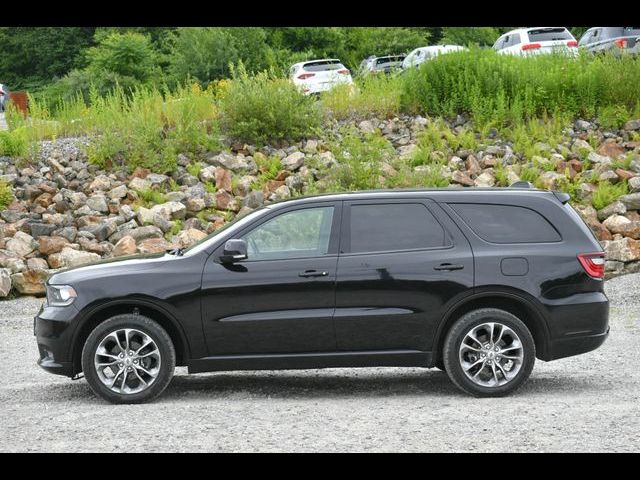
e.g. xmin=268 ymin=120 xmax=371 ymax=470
xmin=71 ymin=298 xmax=191 ymax=375
xmin=432 ymin=289 xmax=551 ymax=366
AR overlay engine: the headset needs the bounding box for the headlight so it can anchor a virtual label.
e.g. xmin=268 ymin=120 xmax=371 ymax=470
xmin=46 ymin=285 xmax=77 ymax=307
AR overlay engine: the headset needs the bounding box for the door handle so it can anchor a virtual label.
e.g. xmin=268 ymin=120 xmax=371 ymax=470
xmin=299 ymin=270 xmax=329 ymax=278
xmin=434 ymin=263 xmax=464 ymax=271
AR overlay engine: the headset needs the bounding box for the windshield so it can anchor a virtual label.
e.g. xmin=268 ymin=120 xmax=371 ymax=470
xmin=303 ymin=60 xmax=344 ymax=72
xmin=182 ymin=207 xmax=269 ymax=256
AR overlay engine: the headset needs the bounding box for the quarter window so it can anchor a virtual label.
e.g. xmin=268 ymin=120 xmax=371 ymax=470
xmin=450 ymin=203 xmax=561 ymax=243
xmin=242 ymin=206 xmax=334 ymax=261
xmin=348 ymin=203 xmax=447 ymax=254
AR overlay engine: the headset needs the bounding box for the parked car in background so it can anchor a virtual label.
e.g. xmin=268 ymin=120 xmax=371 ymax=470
xmin=290 ymin=59 xmax=353 ymax=95
xmin=402 ymin=45 xmax=467 ymax=70
xmin=359 ymin=54 xmax=406 ymax=75
xmin=0 ymin=84 xmax=10 ymax=112
xmin=493 ymin=27 xmax=578 ymax=56
xmin=579 ymin=27 xmax=640 ymax=55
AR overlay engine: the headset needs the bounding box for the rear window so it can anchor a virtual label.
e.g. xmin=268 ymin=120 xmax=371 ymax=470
xmin=450 ymin=203 xmax=561 ymax=243
xmin=349 ymin=203 xmax=447 ymax=253
xmin=527 ymin=28 xmax=573 ymax=42
xmin=303 ymin=60 xmax=344 ymax=72
xmin=375 ymin=56 xmax=404 ymax=65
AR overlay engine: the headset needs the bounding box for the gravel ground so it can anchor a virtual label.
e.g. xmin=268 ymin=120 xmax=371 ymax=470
xmin=1 ymin=276 xmax=639 ymax=452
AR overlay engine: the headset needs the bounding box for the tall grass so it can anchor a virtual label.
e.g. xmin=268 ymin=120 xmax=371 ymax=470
xmin=400 ymin=48 xmax=640 ymax=129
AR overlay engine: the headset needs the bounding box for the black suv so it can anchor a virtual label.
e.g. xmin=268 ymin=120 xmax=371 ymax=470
xmin=35 ymin=186 xmax=609 ymax=403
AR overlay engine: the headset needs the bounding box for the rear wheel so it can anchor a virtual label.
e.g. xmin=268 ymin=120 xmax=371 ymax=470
xmin=81 ymin=314 xmax=175 ymax=404
xmin=443 ymin=308 xmax=535 ymax=397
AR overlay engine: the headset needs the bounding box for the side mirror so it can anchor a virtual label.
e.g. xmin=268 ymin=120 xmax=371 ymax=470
xmin=220 ymin=239 xmax=248 ymax=263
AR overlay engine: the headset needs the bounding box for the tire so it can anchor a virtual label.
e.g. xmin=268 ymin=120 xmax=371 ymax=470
xmin=443 ymin=308 xmax=535 ymax=397
xmin=81 ymin=314 xmax=176 ymax=404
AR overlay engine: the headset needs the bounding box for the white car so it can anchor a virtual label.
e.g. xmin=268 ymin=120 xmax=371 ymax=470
xmin=289 ymin=59 xmax=353 ymax=95
xmin=401 ymin=45 xmax=467 ymax=70
xmin=493 ymin=27 xmax=578 ymax=56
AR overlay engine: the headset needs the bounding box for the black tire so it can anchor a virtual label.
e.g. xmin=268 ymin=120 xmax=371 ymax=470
xmin=81 ymin=314 xmax=175 ymax=404
xmin=443 ymin=308 xmax=535 ymax=397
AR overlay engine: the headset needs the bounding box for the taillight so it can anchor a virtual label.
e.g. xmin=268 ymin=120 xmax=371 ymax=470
xmin=297 ymin=73 xmax=315 ymax=80
xmin=577 ymin=253 xmax=605 ymax=279
xmin=567 ymin=40 xmax=578 ymax=47
xmin=615 ymin=38 xmax=627 ymax=48
xmin=337 ymin=69 xmax=350 ymax=75
xmin=521 ymin=43 xmax=542 ymax=51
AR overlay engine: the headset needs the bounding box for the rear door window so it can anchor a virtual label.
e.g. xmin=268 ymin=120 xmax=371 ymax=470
xmin=450 ymin=203 xmax=561 ymax=243
xmin=347 ymin=203 xmax=448 ymax=254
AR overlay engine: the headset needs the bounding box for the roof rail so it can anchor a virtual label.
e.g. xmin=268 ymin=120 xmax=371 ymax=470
xmin=510 ymin=181 xmax=535 ymax=188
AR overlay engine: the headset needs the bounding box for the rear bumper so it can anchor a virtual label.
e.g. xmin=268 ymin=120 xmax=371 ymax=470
xmin=546 ymin=327 xmax=609 ymax=361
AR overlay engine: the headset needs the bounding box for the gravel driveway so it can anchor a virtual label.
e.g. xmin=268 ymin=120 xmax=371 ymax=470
xmin=1 ymin=275 xmax=639 ymax=452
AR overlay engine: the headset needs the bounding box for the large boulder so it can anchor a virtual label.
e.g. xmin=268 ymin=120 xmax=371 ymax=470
xmin=282 ymin=152 xmax=305 ymax=171
xmin=6 ymin=231 xmax=37 ymax=257
xmin=174 ymin=228 xmax=207 ymax=248
xmin=11 ymin=269 xmax=49 ymax=296
xmin=47 ymin=247 xmax=101 ymax=269
xmin=112 ymin=236 xmax=137 ymax=257
xmin=0 ymin=268 xmax=11 ymax=297
xmin=206 ymin=152 xmax=257 ymax=174
xmin=603 ymin=237 xmax=640 ymax=262
xmin=619 ymin=193 xmax=640 ymax=211
xmin=0 ymin=249 xmax=26 ymax=273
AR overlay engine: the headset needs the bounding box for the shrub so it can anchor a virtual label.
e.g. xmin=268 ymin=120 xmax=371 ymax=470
xmin=321 ymin=74 xmax=403 ymax=120
xmin=0 ymin=180 xmax=14 ymax=210
xmin=0 ymin=129 xmax=27 ymax=157
xmin=218 ymin=64 xmax=321 ymax=145
xmin=591 ymin=181 xmax=629 ymax=211
xmin=598 ymin=105 xmax=630 ymax=130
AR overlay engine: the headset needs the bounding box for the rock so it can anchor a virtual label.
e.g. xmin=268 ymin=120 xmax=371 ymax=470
xmin=146 ymin=173 xmax=168 ymax=186
xmin=151 ymin=202 xmax=187 ymax=221
xmin=629 ymin=176 xmax=640 ymax=193
xmin=605 ymin=260 xmax=625 ymax=274
xmin=186 ymin=197 xmax=206 ymax=213
xmin=474 ymin=171 xmax=496 ymax=187
xmin=0 ymin=250 xmax=26 ymax=273
xmin=11 ymin=269 xmax=49 ymax=296
xmin=602 ymin=215 xmax=631 ymax=234
xmin=465 ymin=155 xmax=482 ymax=175
xmin=6 ymin=231 xmax=37 ymax=257
xmin=575 ymin=119 xmax=592 ymax=131
xmin=597 ymin=201 xmax=626 ymax=222
xmin=574 ymin=204 xmax=599 ymax=224
xmin=174 ymin=228 xmax=207 ymax=248
xmin=572 ymin=138 xmax=593 ymax=153
xmin=215 ymin=168 xmax=232 ymax=192
xmin=88 ymin=175 xmax=112 ymax=191
xmin=242 ymin=191 xmax=264 ymax=209
xmin=108 ymin=184 xmax=128 ymax=199
xmin=451 ymin=171 xmax=474 ymax=186
xmin=619 ymin=193 xmax=640 ymax=211
xmin=589 ymin=221 xmax=613 ymax=241
xmin=273 ymin=185 xmax=291 ymax=201
xmin=128 ymin=177 xmax=152 ymax=191
xmin=199 ymin=166 xmax=217 ymax=183
xmin=318 ymin=151 xmax=338 ymax=169
xmin=398 ymin=144 xmax=418 ymax=158
xmin=39 ymin=236 xmax=69 ymax=256
xmin=587 ymin=152 xmax=612 ymax=165
xmin=86 ymin=195 xmax=109 ymax=213
xmin=113 ymin=236 xmax=137 ymax=257
xmin=215 ymin=191 xmax=235 ymax=210
xmin=137 ymin=237 xmax=173 ymax=254
xmin=109 ymin=225 xmax=164 ymax=244
xmin=27 ymin=258 xmax=49 ymax=270
xmin=206 ymin=152 xmax=257 ymax=174
xmin=599 ymin=170 xmax=619 ymax=183
xmin=80 ymin=220 xmax=118 ymax=242
xmin=538 ymin=171 xmax=564 ymax=190
xmin=358 ymin=120 xmax=376 ymax=134
xmin=598 ymin=141 xmax=625 ymax=159
xmin=603 ymin=237 xmax=640 ymax=262
xmin=624 ymin=119 xmax=640 ymax=131
xmin=282 ymin=152 xmax=305 ymax=171
xmin=0 ymin=268 xmax=11 ymax=297
xmin=29 ymin=222 xmax=58 ymax=239
xmin=303 ymin=139 xmax=318 ymax=153
xmin=48 ymin=247 xmax=101 ymax=269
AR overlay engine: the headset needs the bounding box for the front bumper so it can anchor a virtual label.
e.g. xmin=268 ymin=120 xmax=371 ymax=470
xmin=34 ymin=302 xmax=80 ymax=377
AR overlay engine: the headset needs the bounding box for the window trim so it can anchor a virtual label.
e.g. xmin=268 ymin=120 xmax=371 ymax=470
xmin=212 ymin=201 xmax=342 ymax=263
xmin=340 ymin=199 xmax=453 ymax=256
xmin=447 ymin=202 xmax=563 ymax=245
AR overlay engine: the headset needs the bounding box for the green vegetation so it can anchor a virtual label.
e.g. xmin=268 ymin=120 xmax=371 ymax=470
xmin=591 ymin=181 xmax=629 ymax=210
xmin=0 ymin=129 xmax=27 ymax=157
xmin=134 ymin=187 xmax=167 ymax=208
xmin=218 ymin=65 xmax=321 ymax=145
xmin=0 ymin=180 xmax=14 ymax=210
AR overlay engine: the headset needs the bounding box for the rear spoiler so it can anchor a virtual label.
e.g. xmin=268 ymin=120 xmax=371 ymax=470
xmin=509 ymin=181 xmax=571 ymax=204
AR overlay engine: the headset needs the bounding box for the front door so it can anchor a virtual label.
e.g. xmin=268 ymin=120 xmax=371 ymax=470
xmin=201 ymin=202 xmax=341 ymax=355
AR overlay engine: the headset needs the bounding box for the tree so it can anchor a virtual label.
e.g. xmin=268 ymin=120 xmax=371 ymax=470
xmin=440 ymin=27 xmax=501 ymax=47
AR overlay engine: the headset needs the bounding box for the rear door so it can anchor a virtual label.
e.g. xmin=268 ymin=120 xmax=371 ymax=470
xmin=334 ymin=198 xmax=474 ymax=353
xmin=525 ymin=27 xmax=576 ymax=53
xmin=302 ymin=60 xmax=348 ymax=88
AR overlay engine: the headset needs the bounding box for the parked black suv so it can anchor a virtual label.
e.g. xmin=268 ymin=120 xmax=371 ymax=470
xmin=35 ymin=186 xmax=609 ymax=403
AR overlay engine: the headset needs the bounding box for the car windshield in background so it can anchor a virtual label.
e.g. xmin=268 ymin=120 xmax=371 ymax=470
xmin=376 ymin=56 xmax=404 ymax=65
xmin=527 ymin=28 xmax=572 ymax=41
xmin=303 ymin=61 xmax=344 ymax=72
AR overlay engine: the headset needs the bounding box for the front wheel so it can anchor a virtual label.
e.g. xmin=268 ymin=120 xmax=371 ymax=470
xmin=81 ymin=314 xmax=176 ymax=404
xmin=443 ymin=308 xmax=535 ymax=397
